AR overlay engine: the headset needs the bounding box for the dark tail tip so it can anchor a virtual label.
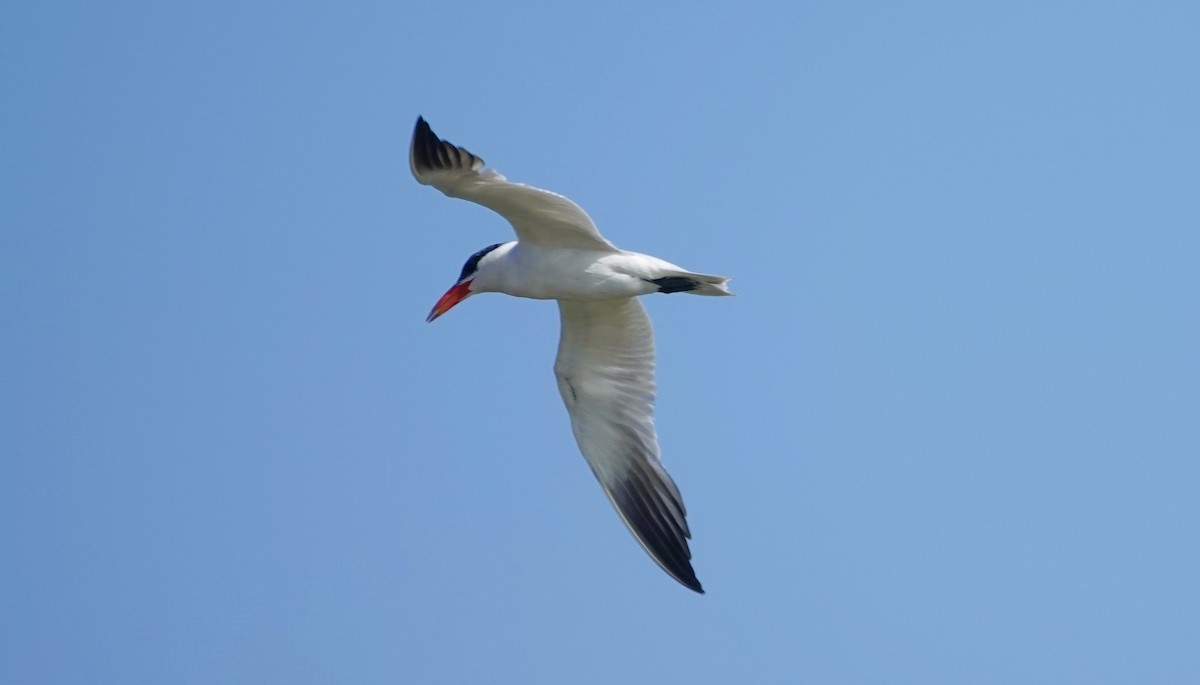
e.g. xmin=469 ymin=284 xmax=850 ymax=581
xmin=648 ymin=277 xmax=700 ymax=294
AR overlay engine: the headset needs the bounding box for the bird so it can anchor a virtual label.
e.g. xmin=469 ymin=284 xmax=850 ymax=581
xmin=411 ymin=116 xmax=731 ymax=593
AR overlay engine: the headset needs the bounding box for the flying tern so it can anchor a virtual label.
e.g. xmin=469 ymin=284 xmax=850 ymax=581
xmin=412 ymin=117 xmax=731 ymax=593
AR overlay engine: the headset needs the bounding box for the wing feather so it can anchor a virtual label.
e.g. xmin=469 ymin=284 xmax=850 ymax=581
xmin=553 ymin=298 xmax=702 ymax=593
xmin=410 ymin=117 xmax=617 ymax=251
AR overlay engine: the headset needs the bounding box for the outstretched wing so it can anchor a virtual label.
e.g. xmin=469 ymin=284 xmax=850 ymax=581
xmin=553 ymin=298 xmax=702 ymax=593
xmin=410 ymin=117 xmax=617 ymax=251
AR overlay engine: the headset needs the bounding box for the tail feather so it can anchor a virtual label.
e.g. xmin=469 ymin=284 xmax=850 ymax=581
xmin=653 ymin=270 xmax=734 ymax=296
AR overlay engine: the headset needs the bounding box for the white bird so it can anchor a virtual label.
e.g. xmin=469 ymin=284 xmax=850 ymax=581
xmin=412 ymin=117 xmax=731 ymax=593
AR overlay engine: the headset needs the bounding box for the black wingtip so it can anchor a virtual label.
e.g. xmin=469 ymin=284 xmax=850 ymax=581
xmin=680 ymin=573 xmax=705 ymax=594
xmin=410 ymin=116 xmax=481 ymax=175
xmin=611 ymin=475 xmax=705 ymax=594
xmin=414 ymin=115 xmax=432 ymax=138
xmin=411 ymin=116 xmax=439 ymax=173
xmin=677 ymin=565 xmax=705 ymax=594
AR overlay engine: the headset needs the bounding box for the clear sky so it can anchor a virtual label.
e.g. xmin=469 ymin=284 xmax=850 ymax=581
xmin=3 ymin=2 xmax=1198 ymax=683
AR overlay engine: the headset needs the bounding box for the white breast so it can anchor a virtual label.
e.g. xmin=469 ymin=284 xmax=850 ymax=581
xmin=478 ymin=244 xmax=676 ymax=301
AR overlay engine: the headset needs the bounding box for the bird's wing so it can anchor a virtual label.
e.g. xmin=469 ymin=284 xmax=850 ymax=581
xmin=410 ymin=117 xmax=617 ymax=251
xmin=553 ymin=298 xmax=702 ymax=593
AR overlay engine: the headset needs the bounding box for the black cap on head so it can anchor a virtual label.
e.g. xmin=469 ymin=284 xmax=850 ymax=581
xmin=457 ymin=243 xmax=504 ymax=282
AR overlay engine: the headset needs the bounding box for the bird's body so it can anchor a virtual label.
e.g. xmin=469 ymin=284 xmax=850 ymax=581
xmin=468 ymin=242 xmax=717 ymax=301
xmin=411 ymin=117 xmax=731 ymax=593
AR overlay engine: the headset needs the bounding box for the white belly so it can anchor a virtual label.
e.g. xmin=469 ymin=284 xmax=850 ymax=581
xmin=483 ymin=245 xmax=673 ymax=300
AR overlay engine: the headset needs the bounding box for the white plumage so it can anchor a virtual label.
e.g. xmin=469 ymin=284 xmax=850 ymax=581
xmin=412 ymin=117 xmax=731 ymax=592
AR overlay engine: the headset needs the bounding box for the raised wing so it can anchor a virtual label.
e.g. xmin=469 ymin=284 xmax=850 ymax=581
xmin=410 ymin=117 xmax=617 ymax=251
xmin=553 ymin=298 xmax=702 ymax=593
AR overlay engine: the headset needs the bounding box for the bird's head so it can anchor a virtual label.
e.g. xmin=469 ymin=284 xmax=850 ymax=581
xmin=426 ymin=242 xmax=509 ymax=322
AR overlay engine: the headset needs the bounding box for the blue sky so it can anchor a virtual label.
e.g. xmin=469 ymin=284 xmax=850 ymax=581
xmin=3 ymin=1 xmax=1198 ymax=683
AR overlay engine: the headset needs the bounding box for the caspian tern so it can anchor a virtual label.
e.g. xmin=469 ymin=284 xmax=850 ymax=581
xmin=411 ymin=117 xmax=731 ymax=593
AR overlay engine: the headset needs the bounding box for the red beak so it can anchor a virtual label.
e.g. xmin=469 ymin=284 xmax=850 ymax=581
xmin=426 ymin=281 xmax=472 ymax=322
